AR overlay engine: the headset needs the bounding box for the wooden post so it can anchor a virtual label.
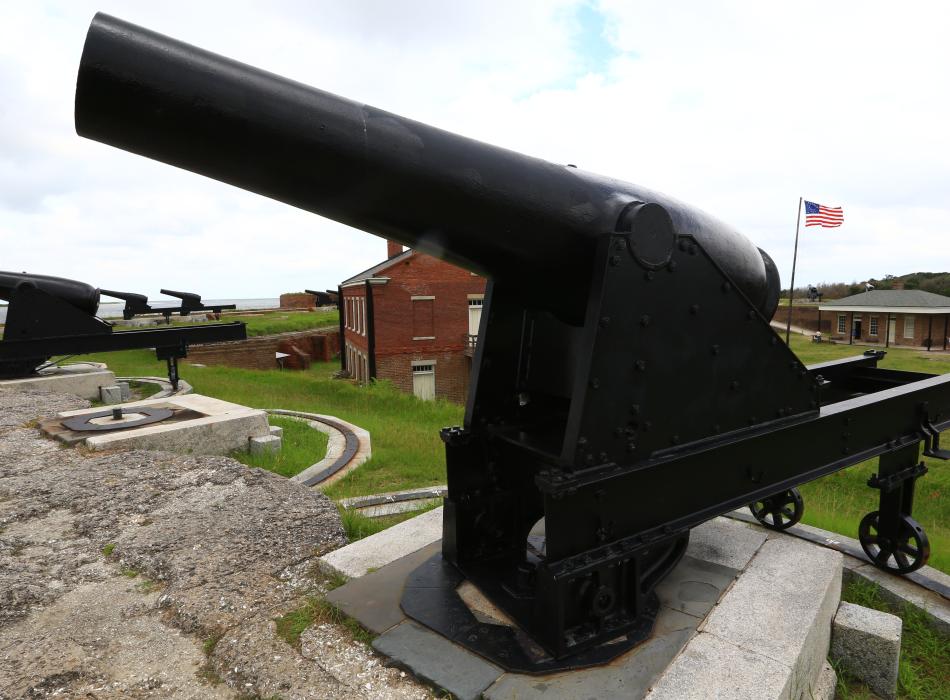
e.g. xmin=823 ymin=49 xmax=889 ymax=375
xmin=928 ymin=315 xmax=933 ymax=351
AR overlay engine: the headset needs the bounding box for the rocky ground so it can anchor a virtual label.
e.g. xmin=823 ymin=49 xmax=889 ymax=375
xmin=0 ymin=389 xmax=431 ymax=699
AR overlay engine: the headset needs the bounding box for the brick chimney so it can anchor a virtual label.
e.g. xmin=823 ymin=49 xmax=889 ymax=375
xmin=387 ymin=240 xmax=403 ymax=258
xmin=891 ymin=280 xmax=905 ymax=290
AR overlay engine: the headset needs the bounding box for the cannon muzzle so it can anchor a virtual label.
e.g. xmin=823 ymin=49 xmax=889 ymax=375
xmin=75 ymin=13 xmax=780 ymax=320
xmin=0 ymin=271 xmax=99 ymax=316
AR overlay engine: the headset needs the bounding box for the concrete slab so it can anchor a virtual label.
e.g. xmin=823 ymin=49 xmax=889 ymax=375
xmin=320 ymin=506 xmax=443 ymax=579
xmin=52 ymin=394 xmax=270 ymax=456
xmin=325 ymin=541 xmax=440 ymax=634
xmin=0 ymin=366 xmax=116 ymax=401
xmin=372 ymin=621 xmax=503 ymax=700
xmin=697 ymin=536 xmax=842 ymax=698
xmin=644 ymin=631 xmax=793 ymax=700
xmin=655 ymin=554 xmax=738 ymax=619
xmin=831 ymin=601 xmax=901 ymax=700
xmin=100 ymin=384 xmax=123 ymax=404
xmin=686 ymin=516 xmax=767 ymax=570
xmin=484 ymin=610 xmax=697 ymax=700
xmin=249 ymin=434 xmax=281 ymax=455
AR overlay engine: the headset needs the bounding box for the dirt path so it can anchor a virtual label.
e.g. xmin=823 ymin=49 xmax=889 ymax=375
xmin=0 ymin=388 xmax=430 ymax=699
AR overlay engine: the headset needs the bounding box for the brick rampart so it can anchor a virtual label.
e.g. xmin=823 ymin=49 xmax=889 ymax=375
xmin=187 ymin=327 xmax=340 ymax=370
xmin=279 ymin=293 xmax=316 ymax=310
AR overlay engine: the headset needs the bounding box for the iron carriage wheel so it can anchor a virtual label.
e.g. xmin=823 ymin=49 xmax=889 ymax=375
xmin=858 ymin=511 xmax=930 ymax=574
xmin=749 ymin=487 xmax=804 ymax=531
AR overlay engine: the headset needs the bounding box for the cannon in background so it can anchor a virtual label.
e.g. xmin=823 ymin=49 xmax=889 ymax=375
xmin=0 ymin=270 xmax=245 ymax=388
xmin=74 ymin=14 xmax=950 ymax=670
xmin=101 ymin=287 xmax=236 ymax=321
xmin=305 ymin=289 xmax=339 ymax=307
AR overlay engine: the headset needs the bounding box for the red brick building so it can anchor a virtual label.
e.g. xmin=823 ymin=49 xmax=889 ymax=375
xmin=339 ymin=242 xmax=487 ymax=402
xmin=819 ymin=289 xmax=950 ymax=350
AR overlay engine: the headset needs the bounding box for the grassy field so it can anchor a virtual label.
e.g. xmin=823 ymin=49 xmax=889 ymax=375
xmin=837 ymin=578 xmax=950 ymax=700
xmin=111 ymin=309 xmax=339 ymax=337
xmin=74 ymin=331 xmax=949 ymax=572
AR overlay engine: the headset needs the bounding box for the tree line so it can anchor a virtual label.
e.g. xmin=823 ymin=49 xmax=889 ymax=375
xmin=782 ymin=272 xmax=950 ymax=300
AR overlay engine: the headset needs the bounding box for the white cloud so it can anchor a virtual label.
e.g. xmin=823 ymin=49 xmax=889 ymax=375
xmin=0 ymin=1 xmax=947 ymax=300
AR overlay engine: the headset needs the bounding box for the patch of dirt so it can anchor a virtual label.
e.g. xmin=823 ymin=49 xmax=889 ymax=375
xmin=0 ymin=388 xmax=432 ymax=699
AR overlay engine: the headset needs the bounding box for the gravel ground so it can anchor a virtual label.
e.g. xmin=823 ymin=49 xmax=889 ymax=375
xmin=0 ymin=388 xmax=431 ymax=699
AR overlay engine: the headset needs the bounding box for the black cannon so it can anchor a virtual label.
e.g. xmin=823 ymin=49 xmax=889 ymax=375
xmin=101 ymin=287 xmax=236 ymax=322
xmin=74 ymin=14 xmax=950 ymax=670
xmin=1 ymin=270 xmax=245 ymax=388
xmin=305 ymin=289 xmax=339 ymax=307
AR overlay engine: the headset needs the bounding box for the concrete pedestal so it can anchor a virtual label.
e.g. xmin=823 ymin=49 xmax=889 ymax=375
xmin=322 ymin=513 xmax=842 ymax=700
xmin=0 ymin=363 xmax=116 ymax=401
xmin=43 ymin=394 xmax=271 ymax=456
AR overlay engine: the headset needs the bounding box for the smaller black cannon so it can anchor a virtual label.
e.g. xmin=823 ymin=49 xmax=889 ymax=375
xmin=101 ymin=287 xmax=236 ymax=322
xmin=304 ymin=289 xmax=339 ymax=306
xmin=1 ymin=271 xmax=245 ymax=388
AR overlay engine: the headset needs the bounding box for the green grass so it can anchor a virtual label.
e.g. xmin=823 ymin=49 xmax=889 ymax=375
xmin=836 ymin=578 xmax=950 ymax=700
xmin=338 ymin=501 xmax=441 ymax=542
xmin=274 ymin=587 xmax=374 ymax=649
xmin=234 ymin=416 xmax=329 ymax=478
xmin=111 ymin=309 xmax=338 ymax=337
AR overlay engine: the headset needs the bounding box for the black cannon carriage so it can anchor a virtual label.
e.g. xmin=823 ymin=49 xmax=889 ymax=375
xmin=73 ymin=13 xmax=950 ymax=670
xmin=0 ymin=270 xmax=245 ymax=388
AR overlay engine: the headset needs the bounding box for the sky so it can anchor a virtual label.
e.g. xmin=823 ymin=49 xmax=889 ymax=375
xmin=1 ymin=1 xmax=948 ymax=300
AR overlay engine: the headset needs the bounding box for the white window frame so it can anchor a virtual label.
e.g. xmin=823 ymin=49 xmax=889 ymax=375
xmin=904 ymin=316 xmax=915 ymax=339
xmin=837 ymin=315 xmax=846 ymax=334
xmin=869 ymin=316 xmax=878 ymax=336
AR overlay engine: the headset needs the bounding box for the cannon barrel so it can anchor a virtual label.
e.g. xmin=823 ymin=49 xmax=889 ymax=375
xmin=75 ymin=13 xmax=780 ymax=320
xmin=0 ymin=271 xmax=99 ymax=316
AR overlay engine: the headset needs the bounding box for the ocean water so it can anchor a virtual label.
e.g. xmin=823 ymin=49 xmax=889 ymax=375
xmin=0 ymin=298 xmax=280 ymax=324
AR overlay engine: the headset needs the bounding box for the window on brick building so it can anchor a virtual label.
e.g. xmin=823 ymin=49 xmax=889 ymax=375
xmin=412 ymin=296 xmax=435 ymax=339
xmin=837 ymin=315 xmax=846 ymax=334
xmin=904 ymin=316 xmax=915 ymax=339
xmin=869 ymin=316 xmax=878 ymax=336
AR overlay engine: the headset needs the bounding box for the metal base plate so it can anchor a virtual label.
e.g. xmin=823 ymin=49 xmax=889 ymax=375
xmin=400 ymin=552 xmax=659 ymax=675
xmin=61 ymin=406 xmax=173 ymax=432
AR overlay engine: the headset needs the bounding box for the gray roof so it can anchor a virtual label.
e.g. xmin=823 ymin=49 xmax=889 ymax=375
xmin=340 ymin=249 xmax=414 ymax=285
xmin=821 ymin=289 xmax=950 ymax=308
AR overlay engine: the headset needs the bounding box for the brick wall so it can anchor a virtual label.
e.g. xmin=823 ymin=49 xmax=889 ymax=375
xmin=279 ymin=293 xmax=315 ymax=309
xmin=376 ymin=351 xmax=472 ymax=404
xmin=822 ymin=310 xmax=950 ymax=348
xmin=771 ymin=305 xmax=831 ymax=333
xmin=186 ymin=327 xmax=339 ymax=370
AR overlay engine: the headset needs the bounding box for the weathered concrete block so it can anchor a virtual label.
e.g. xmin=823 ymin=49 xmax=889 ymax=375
xmin=249 ymin=434 xmax=282 ymax=455
xmin=268 ymin=425 xmax=283 ymax=439
xmin=645 ymin=631 xmax=792 ymax=699
xmin=687 ymin=535 xmax=842 ymax=699
xmin=812 ymin=660 xmax=837 ymax=700
xmin=117 ymin=381 xmax=131 ymax=401
xmin=0 ymin=365 xmax=116 ymax=401
xmin=320 ymin=506 xmax=443 ymax=579
xmin=831 ymin=601 xmax=901 ymax=700
xmin=686 ymin=516 xmax=767 ymax=570
xmin=99 ymin=385 xmax=123 ymax=404
xmin=372 ymin=621 xmax=502 ymax=700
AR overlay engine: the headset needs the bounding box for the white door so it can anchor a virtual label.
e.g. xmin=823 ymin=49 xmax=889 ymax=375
xmin=889 ymin=318 xmax=897 ymax=342
xmin=412 ymin=364 xmax=435 ymax=401
xmin=468 ymin=299 xmax=483 ymax=336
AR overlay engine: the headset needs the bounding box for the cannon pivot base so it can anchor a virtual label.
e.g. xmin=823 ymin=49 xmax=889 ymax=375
xmin=401 ymin=552 xmax=661 ymax=674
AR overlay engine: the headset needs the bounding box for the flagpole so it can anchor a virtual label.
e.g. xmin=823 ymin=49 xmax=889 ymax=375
xmin=785 ymin=196 xmax=803 ymax=345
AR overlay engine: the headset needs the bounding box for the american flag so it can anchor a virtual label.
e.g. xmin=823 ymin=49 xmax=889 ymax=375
xmin=804 ymin=200 xmax=843 ymax=228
